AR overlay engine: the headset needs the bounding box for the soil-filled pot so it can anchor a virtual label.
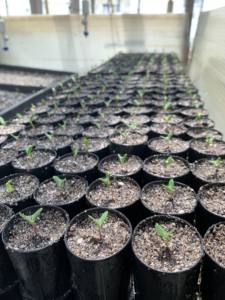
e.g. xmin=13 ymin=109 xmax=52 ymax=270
xmin=54 ymin=124 xmax=84 ymax=140
xmin=2 ymin=205 xmax=73 ymax=300
xmin=98 ymin=154 xmax=143 ymax=187
xmin=86 ymin=177 xmax=141 ymax=227
xmin=12 ymin=148 xmax=57 ymax=182
xmin=0 ymin=173 xmax=39 ymax=213
xmin=132 ymin=214 xmax=203 ymax=300
xmin=1 ymin=136 xmax=39 ymax=154
xmin=0 ymin=124 xmax=24 ymax=138
xmin=141 ymin=180 xmax=197 ymax=224
xmin=180 ymin=107 xmax=208 ymax=118
xmin=183 ymin=117 xmax=215 ymax=129
xmin=22 ymin=124 xmax=54 ymax=139
xmin=66 ymin=114 xmax=94 ymax=128
xmin=147 ymin=137 xmax=189 ymax=159
xmin=35 ymin=114 xmax=65 ymax=127
xmin=189 ymin=138 xmax=225 ymax=163
xmin=143 ymin=154 xmax=190 ymax=186
xmin=24 ymin=105 xmax=50 ymax=115
xmin=0 ymin=148 xmax=18 ymax=179
xmin=196 ymin=183 xmax=225 ymax=235
xmin=0 ymin=280 xmax=22 ymax=300
xmin=0 ymin=205 xmax=18 ymax=290
xmin=53 ymin=152 xmax=99 ymax=184
xmin=150 ymin=114 xmax=184 ymax=126
xmin=202 ymin=222 xmax=225 ymax=300
xmin=115 ymin=124 xmax=151 ymax=139
xmin=34 ymin=175 xmax=88 ymax=219
xmin=149 ymin=123 xmax=187 ymax=140
xmin=0 ymin=135 xmax=8 ymax=147
xmin=73 ymin=137 xmax=109 ymax=160
xmin=109 ymin=132 xmax=148 ymax=160
xmin=64 ymin=207 xmax=132 ymax=300
xmin=186 ymin=127 xmax=223 ymax=141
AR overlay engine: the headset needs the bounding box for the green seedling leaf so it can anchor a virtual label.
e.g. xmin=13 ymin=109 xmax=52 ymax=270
xmin=126 ymin=122 xmax=139 ymax=130
xmin=134 ymin=100 xmax=141 ymax=107
xmin=80 ymin=103 xmax=87 ymax=110
xmin=16 ymin=113 xmax=23 ymax=119
xmin=54 ymin=104 xmax=59 ymax=110
xmin=52 ymin=87 xmax=56 ymax=95
xmin=99 ymin=172 xmax=115 ymax=200
xmin=80 ymin=86 xmax=83 ymax=92
xmin=115 ymin=95 xmax=120 ymax=104
xmin=24 ymin=145 xmax=33 ymax=163
xmin=98 ymin=112 xmax=106 ymax=119
xmin=206 ymin=137 xmax=215 ymax=145
xmin=0 ymin=117 xmax=7 ymax=125
xmin=211 ymin=157 xmax=221 ymax=168
xmin=15 ymin=87 xmax=20 ymax=92
xmin=83 ymin=138 xmax=90 ymax=148
xmin=104 ymin=100 xmax=112 ymax=109
xmin=66 ymin=94 xmax=71 ymax=102
xmin=162 ymin=156 xmax=173 ymax=171
xmin=155 ymin=223 xmax=175 ymax=248
xmin=47 ymin=110 xmax=52 ymax=118
xmin=71 ymin=75 xmax=77 ymax=82
xmin=24 ymin=114 xmax=37 ymax=133
xmin=19 ymin=208 xmax=43 ymax=236
xmin=67 ymin=82 xmax=72 ymax=88
xmin=163 ymin=115 xmax=174 ymax=124
xmin=89 ymin=95 xmax=95 ymax=102
xmin=88 ymin=211 xmax=108 ymax=240
xmin=10 ymin=132 xmax=21 ymax=144
xmin=194 ymin=103 xmax=201 ymax=109
xmin=58 ymin=121 xmax=67 ymax=133
xmin=161 ymin=101 xmax=172 ymax=111
xmin=192 ymin=94 xmax=197 ymax=101
xmin=162 ymin=179 xmax=174 ymax=203
xmin=31 ymin=103 xmax=36 ymax=109
xmin=160 ymin=131 xmax=172 ymax=142
xmin=41 ymin=99 xmax=47 ymax=104
xmin=58 ymin=82 xmax=64 ymax=90
xmin=118 ymin=153 xmax=127 ymax=169
xmin=119 ymin=130 xmax=127 ymax=141
xmin=71 ymin=146 xmax=79 ymax=160
xmin=73 ymin=87 xmax=78 ymax=94
xmin=96 ymin=89 xmax=101 ymax=95
xmin=95 ymin=121 xmax=103 ymax=131
xmin=45 ymin=131 xmax=54 ymax=144
xmin=6 ymin=180 xmax=12 ymax=193
xmin=53 ymin=176 xmax=66 ymax=195
xmin=197 ymin=113 xmax=202 ymax=120
xmin=76 ymin=114 xmax=80 ymax=121
xmin=102 ymin=86 xmax=106 ymax=92
xmin=129 ymin=109 xmax=135 ymax=117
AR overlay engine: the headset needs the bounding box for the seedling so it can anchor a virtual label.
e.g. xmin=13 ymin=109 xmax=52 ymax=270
xmin=192 ymin=94 xmax=197 ymax=102
xmin=99 ymin=172 xmax=115 ymax=200
xmin=53 ymin=176 xmax=66 ymax=195
xmin=0 ymin=117 xmax=7 ymax=125
xmin=126 ymin=122 xmax=139 ymax=130
xmin=206 ymin=137 xmax=214 ymax=147
xmin=88 ymin=211 xmax=108 ymax=240
xmin=115 ymin=95 xmax=120 ymax=105
xmin=71 ymin=75 xmax=77 ymax=82
xmin=66 ymin=94 xmax=71 ymax=102
xmin=47 ymin=110 xmax=53 ymax=118
xmin=96 ymin=89 xmax=101 ymax=96
xmin=162 ymin=156 xmax=173 ymax=173
xmin=128 ymin=109 xmax=135 ymax=118
xmin=128 ymin=70 xmax=134 ymax=75
xmin=10 ymin=132 xmax=21 ymax=145
xmin=45 ymin=132 xmax=54 ymax=145
xmin=123 ymin=76 xmax=128 ymax=83
xmin=161 ymin=101 xmax=172 ymax=114
xmin=163 ymin=115 xmax=174 ymax=130
xmin=98 ymin=112 xmax=106 ymax=120
xmin=24 ymin=114 xmax=37 ymax=134
xmin=67 ymin=82 xmax=72 ymax=88
xmin=58 ymin=82 xmax=64 ymax=91
xmin=80 ymin=103 xmax=86 ymax=111
xmin=180 ymin=74 xmax=184 ymax=82
xmin=137 ymin=90 xmax=145 ymax=103
xmin=76 ymin=114 xmax=80 ymax=122
xmin=41 ymin=99 xmax=47 ymax=104
xmin=58 ymin=121 xmax=67 ymax=133
xmin=25 ymin=145 xmax=33 ymax=163
xmin=83 ymin=138 xmax=90 ymax=149
xmin=104 ymin=100 xmax=112 ymax=111
xmin=80 ymin=87 xmax=84 ymax=92
xmin=160 ymin=132 xmax=173 ymax=148
xmin=118 ymin=153 xmax=127 ymax=170
xmin=15 ymin=87 xmax=20 ymax=92
xmin=186 ymin=89 xmax=192 ymax=95
xmin=31 ymin=103 xmax=36 ymax=109
xmin=73 ymin=87 xmax=78 ymax=95
xmin=119 ymin=87 xmax=125 ymax=94
xmin=197 ymin=113 xmax=202 ymax=121
xmin=16 ymin=113 xmax=23 ymax=120
xmin=95 ymin=121 xmax=103 ymax=132
xmin=89 ymin=95 xmax=95 ymax=102
xmin=19 ymin=208 xmax=43 ymax=236
xmin=162 ymin=179 xmax=174 ymax=204
xmin=6 ymin=180 xmax=12 ymax=193
xmin=71 ymin=146 xmax=79 ymax=160
xmin=155 ymin=224 xmax=175 ymax=249
xmin=54 ymin=104 xmax=59 ymax=110
xmin=102 ymin=86 xmax=106 ymax=92
xmin=194 ymin=103 xmax=201 ymax=110
xmin=119 ymin=130 xmax=128 ymax=143
xmin=210 ymin=157 xmax=221 ymax=178
xmin=52 ymin=87 xmax=56 ymax=97
xmin=134 ymin=99 xmax=141 ymax=111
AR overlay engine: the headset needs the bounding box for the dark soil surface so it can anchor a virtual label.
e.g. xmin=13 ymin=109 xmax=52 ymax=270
xmin=192 ymin=159 xmax=225 ymax=182
xmin=100 ymin=155 xmax=142 ymax=175
xmin=0 ymin=205 xmax=10 ymax=232
xmin=36 ymin=135 xmax=73 ymax=150
xmin=144 ymin=157 xmax=189 ymax=177
xmin=148 ymin=138 xmax=189 ymax=153
xmin=153 ymin=107 xmax=179 ymax=114
xmin=187 ymin=128 xmax=222 ymax=140
xmin=0 ymin=149 xmax=17 ymax=165
xmin=97 ymin=107 xmax=123 ymax=115
xmin=191 ymin=139 xmax=225 ymax=155
xmin=133 ymin=219 xmax=202 ymax=272
xmin=22 ymin=124 xmax=53 ymax=136
xmin=151 ymin=114 xmax=183 ymax=125
xmin=182 ymin=108 xmax=208 ymax=117
xmin=88 ymin=177 xmax=140 ymax=208
xmin=0 ymin=135 xmax=8 ymax=144
xmin=10 ymin=113 xmax=38 ymax=125
xmin=83 ymin=126 xmax=115 ymax=138
xmin=67 ymin=211 xmax=130 ymax=259
xmin=13 ymin=150 xmax=55 ymax=169
xmin=74 ymin=107 xmax=97 ymax=115
xmin=110 ymin=132 xmax=148 ymax=145
xmin=54 ymin=153 xmax=98 ymax=173
xmin=36 ymin=177 xmax=87 ymax=205
xmin=184 ymin=118 xmax=214 ymax=128
xmin=0 ymin=90 xmax=30 ymax=113
xmin=0 ymin=124 xmax=24 ymax=135
xmin=51 ymin=106 xmax=74 ymax=115
xmin=116 ymin=124 xmax=150 ymax=135
xmin=205 ymin=224 xmax=225 ymax=267
xmin=124 ymin=106 xmax=152 ymax=115
xmin=93 ymin=114 xmax=121 ymax=126
xmin=54 ymin=124 xmax=83 ymax=136
xmin=142 ymin=183 xmax=196 ymax=214
xmin=178 ymin=100 xmax=203 ymax=107
xmin=36 ymin=114 xmax=65 ymax=124
xmin=2 ymin=136 xmax=38 ymax=151
xmin=122 ymin=115 xmax=150 ymax=125
xmin=73 ymin=137 xmax=109 ymax=152
xmin=7 ymin=208 xmax=67 ymax=251
xmin=26 ymin=105 xmax=50 ymax=115
xmin=66 ymin=115 xmax=93 ymax=124
xmin=0 ymin=175 xmax=39 ymax=204
xmin=151 ymin=123 xmax=187 ymax=135
xmin=200 ymin=185 xmax=225 ymax=216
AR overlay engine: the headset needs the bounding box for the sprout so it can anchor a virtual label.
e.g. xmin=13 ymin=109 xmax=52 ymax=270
xmin=58 ymin=121 xmax=67 ymax=133
xmin=80 ymin=103 xmax=86 ymax=110
xmin=192 ymin=94 xmax=197 ymax=101
xmin=58 ymin=82 xmax=64 ymax=90
xmin=76 ymin=114 xmax=80 ymax=122
xmin=52 ymin=87 xmax=56 ymax=96
xmin=206 ymin=137 xmax=214 ymax=147
xmin=54 ymin=104 xmax=59 ymax=110
xmin=95 ymin=121 xmax=103 ymax=132
xmin=119 ymin=87 xmax=125 ymax=94
xmin=73 ymin=87 xmax=78 ymax=95
xmin=24 ymin=114 xmax=37 ymax=134
xmin=99 ymin=172 xmax=115 ymax=200
xmin=67 ymin=82 xmax=72 ymax=88
xmin=186 ymin=90 xmax=192 ymax=95
xmin=161 ymin=101 xmax=172 ymax=113
xmin=163 ymin=115 xmax=174 ymax=124
xmin=104 ymin=100 xmax=112 ymax=111
xmin=47 ymin=110 xmax=52 ymax=118
xmin=24 ymin=145 xmax=33 ymax=163
xmin=71 ymin=75 xmax=77 ymax=82
xmin=197 ymin=113 xmax=202 ymax=121
xmin=80 ymin=86 xmax=83 ymax=92
xmin=128 ymin=70 xmax=134 ymax=75
xmin=0 ymin=117 xmax=8 ymax=126
xmin=128 ymin=109 xmax=135 ymax=117
xmin=162 ymin=179 xmax=174 ymax=204
xmin=6 ymin=180 xmax=12 ymax=193
xmin=98 ymin=112 xmax=106 ymax=120
xmin=96 ymin=89 xmax=101 ymax=96
xmin=194 ymin=103 xmax=201 ymax=110
xmin=41 ymin=99 xmax=47 ymax=104
xmin=102 ymin=86 xmax=106 ymax=92
xmin=45 ymin=132 xmax=54 ymax=145
xmin=83 ymin=138 xmax=90 ymax=149
xmin=137 ymin=90 xmax=145 ymax=103
xmin=123 ymin=76 xmax=128 ymax=83
xmin=134 ymin=99 xmax=141 ymax=111
xmin=16 ymin=113 xmax=23 ymax=120
xmin=15 ymin=87 xmax=20 ymax=92
xmin=89 ymin=95 xmax=95 ymax=102
xmin=10 ymin=132 xmax=21 ymax=145
xmin=160 ymin=132 xmax=172 ymax=148
xmin=19 ymin=208 xmax=43 ymax=236
xmin=180 ymin=74 xmax=184 ymax=82
xmin=115 ymin=95 xmax=120 ymax=105
xmin=163 ymin=72 xmax=168 ymax=85
xmin=162 ymin=156 xmax=173 ymax=173
xmin=31 ymin=103 xmax=36 ymax=109
xmin=118 ymin=153 xmax=127 ymax=170
xmin=126 ymin=121 xmax=139 ymax=130
xmin=88 ymin=211 xmax=108 ymax=240
xmin=211 ymin=157 xmax=221 ymax=178
xmin=155 ymin=223 xmax=175 ymax=249
xmin=71 ymin=146 xmax=79 ymax=160
xmin=119 ymin=130 xmax=127 ymax=143
xmin=53 ymin=176 xmax=66 ymax=195
xmin=66 ymin=94 xmax=71 ymax=102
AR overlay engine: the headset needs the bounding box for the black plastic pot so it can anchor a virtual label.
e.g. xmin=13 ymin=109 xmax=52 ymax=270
xmin=0 ymin=148 xmax=18 ymax=179
xmin=64 ymin=207 xmax=132 ymax=300
xmin=53 ymin=152 xmax=99 ymax=184
xmin=180 ymin=106 xmax=209 ymax=119
xmin=146 ymin=137 xmax=189 ymax=159
xmin=2 ymin=205 xmax=73 ymax=300
xmin=86 ymin=177 xmax=141 ymax=227
xmin=149 ymin=123 xmax=188 ymax=140
xmin=140 ymin=181 xmax=197 ymax=224
xmin=0 ymin=135 xmax=8 ymax=147
xmin=0 ymin=173 xmax=39 ymax=213
xmin=186 ymin=127 xmax=223 ymax=141
xmin=34 ymin=175 xmax=88 ymax=219
xmin=34 ymin=114 xmax=65 ymax=127
xmin=0 ymin=280 xmax=22 ymax=300
xmin=1 ymin=137 xmax=40 ymax=154
xmin=115 ymin=124 xmax=151 ymax=139
xmin=132 ymin=214 xmax=203 ymax=300
xmin=143 ymin=154 xmax=190 ymax=186
xmin=54 ymin=124 xmax=84 ymax=140
xmin=189 ymin=138 xmax=225 ymax=163
xmin=22 ymin=124 xmax=54 ymax=139
xmin=183 ymin=116 xmax=215 ymax=129
xmin=0 ymin=205 xmax=18 ymax=290
xmin=98 ymin=154 xmax=143 ymax=187
xmin=109 ymin=132 xmax=148 ymax=160
xmin=201 ymin=221 xmax=225 ymax=300
xmin=12 ymin=148 xmax=57 ymax=182
xmin=196 ymin=183 xmax=225 ymax=236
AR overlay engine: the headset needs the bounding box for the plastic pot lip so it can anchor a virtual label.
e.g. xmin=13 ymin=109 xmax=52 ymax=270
xmin=64 ymin=207 xmax=132 ymax=262
xmin=1 ymin=137 xmax=40 ymax=152
xmin=98 ymin=153 xmax=143 ymax=177
xmin=0 ymin=279 xmax=19 ymax=295
xmin=53 ymin=151 xmax=99 ymax=175
xmin=143 ymin=154 xmax=190 ymax=179
xmin=115 ymin=124 xmax=151 ymax=135
xmin=187 ymin=127 xmax=223 ymax=140
xmin=183 ymin=116 xmax=215 ymax=128
xmin=180 ymin=106 xmax=209 ymax=117
xmin=34 ymin=174 xmax=88 ymax=207
xmin=23 ymin=106 xmax=50 ymax=115
xmin=150 ymin=123 xmax=188 ymax=136
xmin=0 ymin=134 xmax=9 ymax=145
xmin=34 ymin=113 xmax=66 ymax=125
xmin=147 ymin=137 xmax=189 ymax=155
xmin=86 ymin=177 xmax=141 ymax=210
xmin=0 ymin=148 xmax=19 ymax=166
xmin=121 ymin=114 xmax=151 ymax=125
xmin=12 ymin=148 xmax=57 ymax=171
xmin=131 ymin=214 xmax=204 ymax=275
xmin=74 ymin=136 xmax=110 ymax=151
xmin=2 ymin=204 xmax=70 ymax=254
xmin=189 ymin=137 xmax=225 ymax=156
xmin=0 ymin=203 xmax=12 ymax=234
xmin=35 ymin=135 xmax=73 ymax=151
xmin=0 ymin=173 xmax=40 ymax=206
xmin=151 ymin=105 xmax=181 ymax=114
xmin=141 ymin=180 xmax=197 ymax=217
xmin=109 ymin=132 xmax=148 ymax=146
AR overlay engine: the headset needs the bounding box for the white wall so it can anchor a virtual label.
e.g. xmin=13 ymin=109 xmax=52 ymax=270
xmin=0 ymin=14 xmax=188 ymax=75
